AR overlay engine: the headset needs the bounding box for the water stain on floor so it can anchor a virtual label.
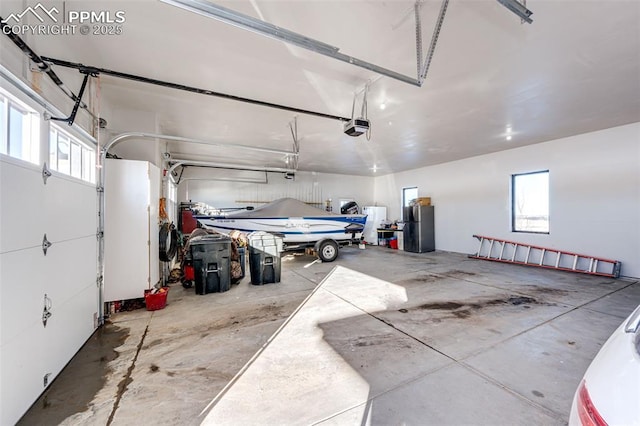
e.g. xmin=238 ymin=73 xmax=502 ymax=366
xmin=395 ymin=274 xmax=443 ymax=285
xmin=17 ymin=322 xmax=129 ymax=425
xmin=402 ymin=295 xmax=547 ymax=321
xmin=443 ymin=270 xmax=477 ymax=277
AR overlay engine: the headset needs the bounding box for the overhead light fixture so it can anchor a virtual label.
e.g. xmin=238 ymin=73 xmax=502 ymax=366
xmin=506 ymin=135 xmax=512 ymax=141
xmin=380 ymin=103 xmax=386 ymax=110
xmin=496 ymin=0 xmax=533 ymax=23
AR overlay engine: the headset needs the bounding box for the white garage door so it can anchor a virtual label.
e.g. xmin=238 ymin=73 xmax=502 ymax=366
xmin=0 ymin=156 xmax=98 ymax=425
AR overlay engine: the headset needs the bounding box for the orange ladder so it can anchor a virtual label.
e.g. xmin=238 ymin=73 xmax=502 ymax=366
xmin=470 ymin=235 xmax=621 ymax=278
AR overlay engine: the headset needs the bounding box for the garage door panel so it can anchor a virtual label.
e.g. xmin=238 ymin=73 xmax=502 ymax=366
xmin=44 ymin=175 xmax=97 ymax=242
xmin=44 ymin=236 xmax=97 ymax=305
xmin=42 ymin=284 xmax=97 ymax=382
xmin=0 ymin=247 xmax=45 ymax=347
xmin=0 ymin=158 xmax=46 ymax=253
xmin=0 ymin=323 xmax=44 ymax=426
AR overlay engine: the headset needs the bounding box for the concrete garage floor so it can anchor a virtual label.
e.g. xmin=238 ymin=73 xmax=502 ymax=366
xmin=19 ymin=248 xmax=640 ymax=425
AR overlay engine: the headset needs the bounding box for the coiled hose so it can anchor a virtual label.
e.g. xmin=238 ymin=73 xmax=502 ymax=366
xmin=159 ymin=222 xmax=178 ymax=262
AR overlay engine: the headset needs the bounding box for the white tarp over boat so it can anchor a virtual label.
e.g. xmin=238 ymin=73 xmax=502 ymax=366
xmin=229 ymin=198 xmax=338 ymax=218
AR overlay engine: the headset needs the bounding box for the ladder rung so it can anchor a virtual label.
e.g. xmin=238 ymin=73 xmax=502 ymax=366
xmin=476 ymin=237 xmax=485 ymax=257
xmin=498 ymin=242 xmax=505 ymax=260
xmin=539 ymin=249 xmax=546 ymax=266
xmin=511 ymin=244 xmax=518 ymax=261
xmin=525 ymin=246 xmax=531 ymax=264
xmin=555 ymin=252 xmax=561 ymax=268
xmin=488 ymin=240 xmax=495 ymax=258
xmin=572 ymin=255 xmax=578 ymax=270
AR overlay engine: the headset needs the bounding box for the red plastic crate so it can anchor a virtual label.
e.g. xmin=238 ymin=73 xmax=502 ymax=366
xmin=144 ymin=287 xmax=169 ymax=311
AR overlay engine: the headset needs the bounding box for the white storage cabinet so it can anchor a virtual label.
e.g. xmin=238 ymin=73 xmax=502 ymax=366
xmin=104 ymin=159 xmax=160 ymax=302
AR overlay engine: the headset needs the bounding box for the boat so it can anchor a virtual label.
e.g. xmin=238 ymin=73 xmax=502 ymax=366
xmin=195 ymin=198 xmax=368 ymax=260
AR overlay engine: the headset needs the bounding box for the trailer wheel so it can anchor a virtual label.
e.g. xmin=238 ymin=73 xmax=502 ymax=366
xmin=317 ymin=239 xmax=339 ymax=262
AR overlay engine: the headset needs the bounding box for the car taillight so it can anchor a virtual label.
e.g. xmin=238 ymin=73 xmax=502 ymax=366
xmin=577 ymin=380 xmax=608 ymax=426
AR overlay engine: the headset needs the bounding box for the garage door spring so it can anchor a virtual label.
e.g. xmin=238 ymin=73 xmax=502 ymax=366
xmin=159 ymin=223 xmax=178 ymax=262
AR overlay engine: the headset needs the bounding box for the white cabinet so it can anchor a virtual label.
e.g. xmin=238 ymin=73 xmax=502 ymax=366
xmin=362 ymin=206 xmax=387 ymax=245
xmin=104 ymin=159 xmax=160 ymax=302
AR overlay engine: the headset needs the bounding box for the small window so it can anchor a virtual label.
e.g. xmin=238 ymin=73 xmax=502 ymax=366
xmin=0 ymin=89 xmax=40 ymax=164
xmin=49 ymin=124 xmax=95 ymax=183
xmin=70 ymin=142 xmax=82 ymax=178
xmin=402 ymin=187 xmax=418 ymax=220
xmin=81 ymin=147 xmax=94 ymax=182
xmin=512 ymin=170 xmax=549 ymax=233
xmin=57 ymin=135 xmax=71 ymax=175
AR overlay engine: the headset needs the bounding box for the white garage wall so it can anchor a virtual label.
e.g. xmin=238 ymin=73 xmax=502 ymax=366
xmin=178 ymin=169 xmax=376 ymax=213
xmin=375 ymin=123 xmax=640 ymax=278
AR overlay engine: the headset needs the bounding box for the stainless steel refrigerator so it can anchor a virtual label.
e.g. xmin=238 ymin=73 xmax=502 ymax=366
xmin=403 ymin=205 xmax=435 ymax=253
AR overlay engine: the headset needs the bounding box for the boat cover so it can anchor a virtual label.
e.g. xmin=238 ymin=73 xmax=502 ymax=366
xmin=228 ymin=198 xmax=342 ymax=218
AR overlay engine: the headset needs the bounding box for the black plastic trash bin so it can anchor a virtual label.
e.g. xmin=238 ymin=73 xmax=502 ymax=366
xmin=248 ymin=232 xmax=283 ymax=285
xmin=190 ymin=234 xmax=232 ymax=294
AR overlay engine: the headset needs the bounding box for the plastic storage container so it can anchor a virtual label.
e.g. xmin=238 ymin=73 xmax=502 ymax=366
xmin=389 ymin=237 xmax=398 ymax=249
xmin=144 ymin=287 xmax=169 ymax=311
xmin=180 ymin=208 xmax=198 ymax=234
xmin=247 ymin=231 xmax=283 ymax=285
xmin=190 ymin=234 xmax=232 ymax=294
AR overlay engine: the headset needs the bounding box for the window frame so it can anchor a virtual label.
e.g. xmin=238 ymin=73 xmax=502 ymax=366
xmin=0 ymin=88 xmax=40 ymax=164
xmin=49 ymin=123 xmax=96 ymax=184
xmin=402 ymin=186 xmax=418 ymax=220
xmin=511 ymin=170 xmax=550 ymax=234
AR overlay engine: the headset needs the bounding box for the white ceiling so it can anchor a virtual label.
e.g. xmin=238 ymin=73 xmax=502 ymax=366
xmin=5 ymin=0 xmax=640 ymax=175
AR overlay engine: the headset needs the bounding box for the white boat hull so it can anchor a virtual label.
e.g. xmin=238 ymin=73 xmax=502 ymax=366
xmin=197 ymin=216 xmax=367 ymax=245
